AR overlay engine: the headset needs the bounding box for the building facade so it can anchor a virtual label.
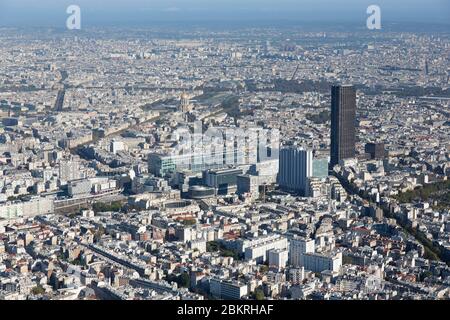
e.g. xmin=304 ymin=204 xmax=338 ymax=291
xmin=299 ymin=252 xmax=342 ymax=273
xmin=365 ymin=142 xmax=385 ymax=160
xmin=289 ymin=238 xmax=315 ymax=267
xmin=209 ymin=278 xmax=248 ymax=300
xmin=278 ymin=147 xmax=313 ymax=195
xmin=330 ymin=85 xmax=357 ymax=168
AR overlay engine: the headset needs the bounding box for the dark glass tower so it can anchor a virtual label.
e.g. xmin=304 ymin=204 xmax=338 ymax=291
xmin=330 ymin=85 xmax=356 ymax=168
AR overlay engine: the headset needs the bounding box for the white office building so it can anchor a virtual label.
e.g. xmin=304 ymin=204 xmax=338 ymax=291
xmin=0 ymin=197 xmax=54 ymax=220
xmin=268 ymin=248 xmax=288 ymax=269
xmin=288 ymin=267 xmax=306 ymax=284
xmin=289 ymin=237 xmax=315 ymax=267
xmin=209 ymin=278 xmax=248 ymax=300
xmin=244 ymin=236 xmax=288 ymax=263
xmin=299 ymin=251 xmax=342 ymax=273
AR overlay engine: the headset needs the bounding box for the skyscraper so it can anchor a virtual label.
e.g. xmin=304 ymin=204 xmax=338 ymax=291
xmin=330 ymin=85 xmax=356 ymax=168
xmin=278 ymin=147 xmax=313 ymax=195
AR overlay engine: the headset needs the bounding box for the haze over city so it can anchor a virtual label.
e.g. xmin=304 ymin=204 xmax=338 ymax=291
xmin=1 ymin=0 xmax=449 ymax=27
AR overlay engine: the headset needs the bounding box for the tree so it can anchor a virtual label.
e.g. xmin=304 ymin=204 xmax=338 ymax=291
xmin=206 ymin=241 xmax=241 ymax=260
xmin=92 ymin=201 xmax=123 ymax=213
xmin=254 ymin=288 xmax=265 ymax=300
xmin=166 ymin=273 xmax=190 ymax=288
xmin=221 ymin=249 xmax=236 ymax=258
xmin=259 ymin=265 xmax=269 ymax=273
xmin=419 ymin=270 xmax=433 ymax=282
xmin=31 ymin=285 xmax=45 ymax=295
xmin=181 ymin=219 xmax=196 ymax=226
xmin=178 ymin=273 xmax=191 ymax=288
xmin=207 ymin=241 xmax=219 ymax=252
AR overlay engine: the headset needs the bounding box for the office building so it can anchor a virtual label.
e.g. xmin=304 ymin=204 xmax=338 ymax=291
xmin=59 ymin=160 xmax=80 ymax=182
xmin=110 ymin=140 xmax=126 ymax=154
xmin=289 ymin=238 xmax=315 ymax=267
xmin=0 ymin=197 xmax=54 ymax=220
xmin=203 ymin=168 xmax=243 ymax=195
xmin=330 ymin=85 xmax=357 ymax=168
xmin=365 ymin=142 xmax=385 ymax=160
xmin=288 ymin=267 xmax=306 ymax=284
xmin=299 ymin=251 xmax=342 ymax=273
xmin=148 ymin=125 xmax=278 ymax=177
xmin=68 ymin=179 xmax=92 ymax=197
xmin=268 ymin=248 xmax=289 ymax=269
xmin=210 ymin=278 xmax=248 ymax=300
xmin=187 ymin=185 xmax=215 ymax=199
xmin=148 ymin=148 xmax=245 ymax=177
xmin=278 ymin=147 xmax=313 ymax=195
xmin=236 ymin=174 xmax=260 ymax=199
xmin=244 ymin=236 xmax=288 ymax=263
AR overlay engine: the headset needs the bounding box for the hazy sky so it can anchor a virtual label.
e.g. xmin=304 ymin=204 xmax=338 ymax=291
xmin=0 ymin=0 xmax=449 ymax=27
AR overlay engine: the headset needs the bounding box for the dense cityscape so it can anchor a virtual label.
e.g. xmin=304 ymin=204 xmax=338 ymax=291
xmin=0 ymin=21 xmax=449 ymax=301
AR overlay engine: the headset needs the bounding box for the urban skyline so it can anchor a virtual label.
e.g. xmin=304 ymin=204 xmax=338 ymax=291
xmin=0 ymin=1 xmax=449 ymax=303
